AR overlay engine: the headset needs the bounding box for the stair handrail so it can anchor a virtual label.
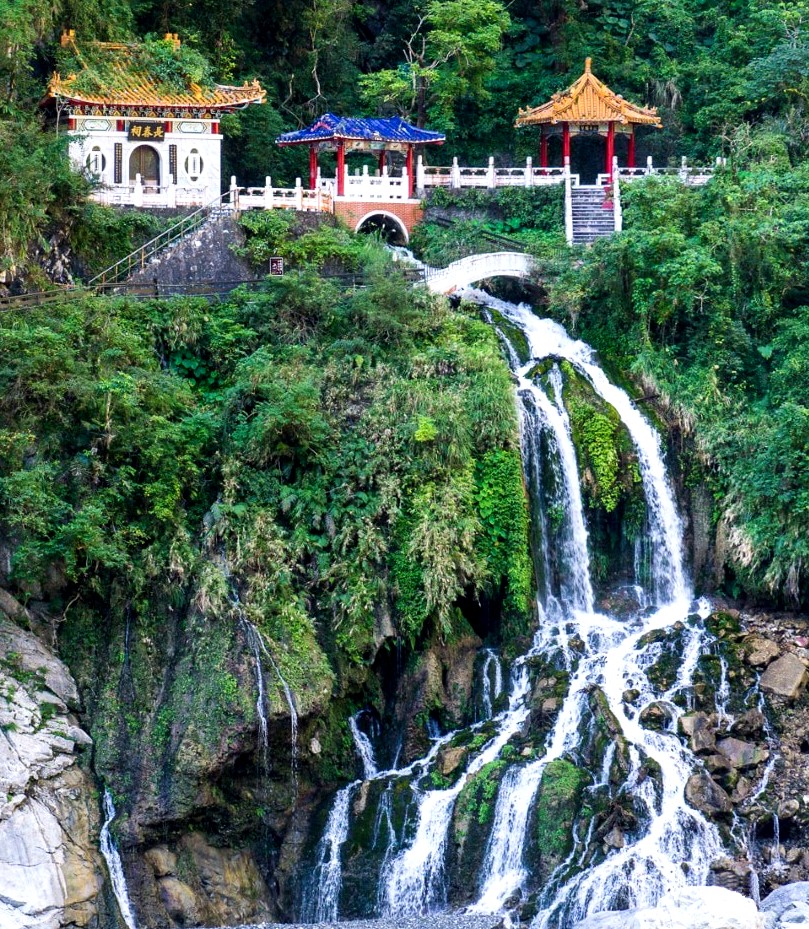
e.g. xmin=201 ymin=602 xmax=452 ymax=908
xmin=613 ymin=157 xmax=623 ymax=233
xmin=87 ymin=190 xmax=233 ymax=287
xmin=564 ymin=167 xmax=574 ymax=246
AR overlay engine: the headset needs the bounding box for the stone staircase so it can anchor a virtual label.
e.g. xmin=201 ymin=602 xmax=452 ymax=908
xmin=571 ymin=186 xmax=616 ymax=245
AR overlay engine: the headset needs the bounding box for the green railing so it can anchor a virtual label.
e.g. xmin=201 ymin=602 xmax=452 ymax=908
xmin=87 ymin=191 xmax=232 ymax=287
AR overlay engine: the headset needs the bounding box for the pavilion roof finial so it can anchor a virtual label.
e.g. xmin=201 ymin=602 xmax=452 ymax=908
xmin=515 ymin=57 xmax=661 ymax=128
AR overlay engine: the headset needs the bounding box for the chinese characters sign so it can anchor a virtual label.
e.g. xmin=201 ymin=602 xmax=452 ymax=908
xmin=269 ymin=257 xmax=284 ymax=276
xmin=128 ymin=122 xmax=166 ymax=141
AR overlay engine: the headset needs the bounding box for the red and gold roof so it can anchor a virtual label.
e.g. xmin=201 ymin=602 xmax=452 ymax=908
xmin=516 ymin=58 xmax=661 ymax=128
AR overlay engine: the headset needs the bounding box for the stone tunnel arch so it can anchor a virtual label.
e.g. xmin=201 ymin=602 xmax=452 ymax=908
xmin=354 ymin=211 xmax=409 ymax=245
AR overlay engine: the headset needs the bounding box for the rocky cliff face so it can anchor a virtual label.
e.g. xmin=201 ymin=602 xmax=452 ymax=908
xmin=0 ymin=606 xmax=110 ymax=929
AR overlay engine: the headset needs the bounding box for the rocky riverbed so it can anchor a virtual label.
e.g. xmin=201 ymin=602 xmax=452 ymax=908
xmin=4 ymin=581 xmax=809 ymax=929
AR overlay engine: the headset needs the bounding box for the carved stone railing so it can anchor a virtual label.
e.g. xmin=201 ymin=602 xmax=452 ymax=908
xmin=416 ymin=156 xmax=568 ymax=194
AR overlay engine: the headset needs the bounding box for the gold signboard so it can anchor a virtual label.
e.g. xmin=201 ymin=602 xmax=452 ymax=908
xmin=128 ymin=122 xmax=166 ymax=141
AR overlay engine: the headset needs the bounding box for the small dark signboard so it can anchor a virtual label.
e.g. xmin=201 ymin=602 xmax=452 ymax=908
xmin=128 ymin=122 xmax=166 ymax=141
xmin=269 ymin=257 xmax=285 ymax=276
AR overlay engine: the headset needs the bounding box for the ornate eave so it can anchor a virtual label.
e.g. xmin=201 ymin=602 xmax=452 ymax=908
xmin=47 ymin=33 xmax=265 ymax=113
xmin=516 ymin=58 xmax=661 ymax=128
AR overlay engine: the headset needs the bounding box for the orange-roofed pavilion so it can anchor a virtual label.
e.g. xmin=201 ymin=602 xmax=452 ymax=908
xmin=516 ymin=58 xmax=661 ymax=183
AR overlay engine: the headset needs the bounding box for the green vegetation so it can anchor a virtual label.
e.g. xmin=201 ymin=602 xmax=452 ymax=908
xmin=410 ymin=187 xmax=566 ymax=266
xmin=0 ymin=233 xmax=530 ymax=733
xmin=548 ymin=157 xmax=809 ymax=605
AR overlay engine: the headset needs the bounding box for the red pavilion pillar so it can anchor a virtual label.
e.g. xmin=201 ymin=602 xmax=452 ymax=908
xmin=378 ymin=150 xmax=386 ymax=174
xmin=628 ymin=126 xmax=636 ymax=169
xmin=606 ymin=122 xmax=615 ymax=182
xmin=562 ymin=123 xmax=571 ymax=167
xmin=336 ymin=141 xmax=345 ymax=197
xmin=309 ymin=145 xmax=318 ymax=190
xmin=540 ymin=126 xmax=548 ymax=174
xmin=406 ymin=145 xmax=414 ymax=197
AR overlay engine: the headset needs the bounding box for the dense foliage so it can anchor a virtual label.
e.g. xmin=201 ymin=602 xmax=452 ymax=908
xmin=0 ymin=239 xmax=531 ymax=701
xmin=1 ymin=0 xmax=809 ymax=635
xmin=545 ymin=154 xmax=809 ymax=605
xmin=3 ymin=0 xmax=809 ymax=189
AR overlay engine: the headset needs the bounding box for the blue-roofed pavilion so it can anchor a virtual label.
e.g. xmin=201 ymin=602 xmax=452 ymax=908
xmin=276 ymin=113 xmax=445 ymax=197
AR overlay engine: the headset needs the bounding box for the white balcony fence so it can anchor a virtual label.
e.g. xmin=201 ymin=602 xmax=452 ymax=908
xmin=91 ymin=154 xmax=725 ymax=217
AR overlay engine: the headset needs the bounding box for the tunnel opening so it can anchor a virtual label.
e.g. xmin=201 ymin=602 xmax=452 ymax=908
xmin=355 ymin=211 xmax=409 ymax=245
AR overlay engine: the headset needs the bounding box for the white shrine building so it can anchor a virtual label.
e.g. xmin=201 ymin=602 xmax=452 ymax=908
xmin=48 ymin=31 xmax=265 ymax=208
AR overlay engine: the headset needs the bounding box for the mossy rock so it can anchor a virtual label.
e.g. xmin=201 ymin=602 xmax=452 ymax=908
xmin=528 ymin=758 xmax=589 ymax=885
xmin=586 ymin=687 xmax=631 ymax=784
xmin=448 ymin=758 xmax=510 ymax=903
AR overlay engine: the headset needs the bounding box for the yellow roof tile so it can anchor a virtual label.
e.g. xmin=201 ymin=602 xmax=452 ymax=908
xmin=48 ymin=35 xmax=265 ymax=110
xmin=516 ymin=58 xmax=661 ymax=128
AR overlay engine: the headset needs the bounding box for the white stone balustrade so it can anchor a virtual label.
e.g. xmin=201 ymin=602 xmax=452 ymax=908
xmin=416 ymin=156 xmax=569 ymax=194
xmin=88 ymin=151 xmax=725 ymax=217
xmin=424 ymin=251 xmax=534 ymax=293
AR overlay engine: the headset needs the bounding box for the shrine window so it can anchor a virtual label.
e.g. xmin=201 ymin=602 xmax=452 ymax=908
xmin=184 ymin=149 xmax=204 ymax=182
xmin=86 ymin=146 xmax=106 ymax=176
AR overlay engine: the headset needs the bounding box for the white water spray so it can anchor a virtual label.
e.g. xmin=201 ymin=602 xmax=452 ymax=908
xmin=350 ymin=712 xmax=379 ymax=779
xmin=304 ymin=782 xmax=357 ymax=922
xmin=100 ymin=789 xmax=138 ymax=929
xmin=481 ymin=649 xmax=504 ymax=719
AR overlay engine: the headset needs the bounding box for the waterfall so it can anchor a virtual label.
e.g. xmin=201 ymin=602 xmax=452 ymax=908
xmin=520 ymin=381 xmax=594 ymax=615
xmin=241 ymin=619 xmax=270 ymax=765
xmin=481 ymin=649 xmax=504 ymax=719
xmin=383 ymin=658 xmax=539 ymax=915
xmin=303 ymin=783 xmax=358 ymax=922
xmin=239 ymin=615 xmax=298 ymax=778
xmin=350 ymin=712 xmax=379 ymax=779
xmin=470 ymin=291 xmax=688 ymax=607
xmin=99 ymin=789 xmax=138 ymax=929
xmin=301 ymin=282 xmax=730 ymax=926
xmin=467 ymin=289 xmax=723 ymax=925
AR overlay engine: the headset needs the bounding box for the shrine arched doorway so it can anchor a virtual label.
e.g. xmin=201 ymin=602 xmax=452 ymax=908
xmin=355 ymin=211 xmax=409 ymax=245
xmin=129 ymin=145 xmax=160 ymax=189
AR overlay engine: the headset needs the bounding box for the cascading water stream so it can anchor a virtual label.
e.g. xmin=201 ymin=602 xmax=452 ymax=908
xmin=237 ymin=609 xmax=298 ymax=779
xmin=100 ymin=789 xmax=138 ymax=929
xmin=466 ymin=289 xmax=723 ymax=925
xmin=466 ymin=289 xmax=688 ymax=607
xmin=481 ymin=649 xmax=504 ymax=720
xmin=383 ymin=660 xmax=539 ymax=915
xmin=304 ymin=783 xmax=358 ymax=922
xmin=301 ymin=278 xmax=730 ymax=926
xmin=349 ymin=712 xmax=379 ymax=779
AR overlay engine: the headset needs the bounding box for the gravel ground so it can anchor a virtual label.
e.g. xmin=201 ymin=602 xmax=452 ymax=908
xmin=216 ymin=917 xmax=504 ymax=929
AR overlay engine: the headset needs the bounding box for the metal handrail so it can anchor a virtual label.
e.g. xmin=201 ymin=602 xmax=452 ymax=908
xmin=0 ymin=265 xmax=427 ymax=311
xmin=87 ymin=191 xmax=232 ymax=287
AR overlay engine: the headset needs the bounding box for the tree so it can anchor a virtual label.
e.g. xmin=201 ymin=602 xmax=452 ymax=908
xmin=359 ymin=0 xmax=510 ymax=129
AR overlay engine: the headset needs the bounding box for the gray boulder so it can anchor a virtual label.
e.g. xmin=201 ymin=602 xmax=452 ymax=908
xmin=717 ymin=737 xmax=769 ymax=769
xmin=760 ymin=654 xmax=809 ymax=700
xmin=686 ymin=771 xmax=733 ymax=816
xmin=572 ymin=886 xmax=764 ymax=929
xmin=760 ymin=882 xmax=809 ymax=926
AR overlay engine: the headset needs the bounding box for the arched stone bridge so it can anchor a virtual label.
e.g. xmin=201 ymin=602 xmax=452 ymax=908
xmin=423 ymin=251 xmax=535 ymax=294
